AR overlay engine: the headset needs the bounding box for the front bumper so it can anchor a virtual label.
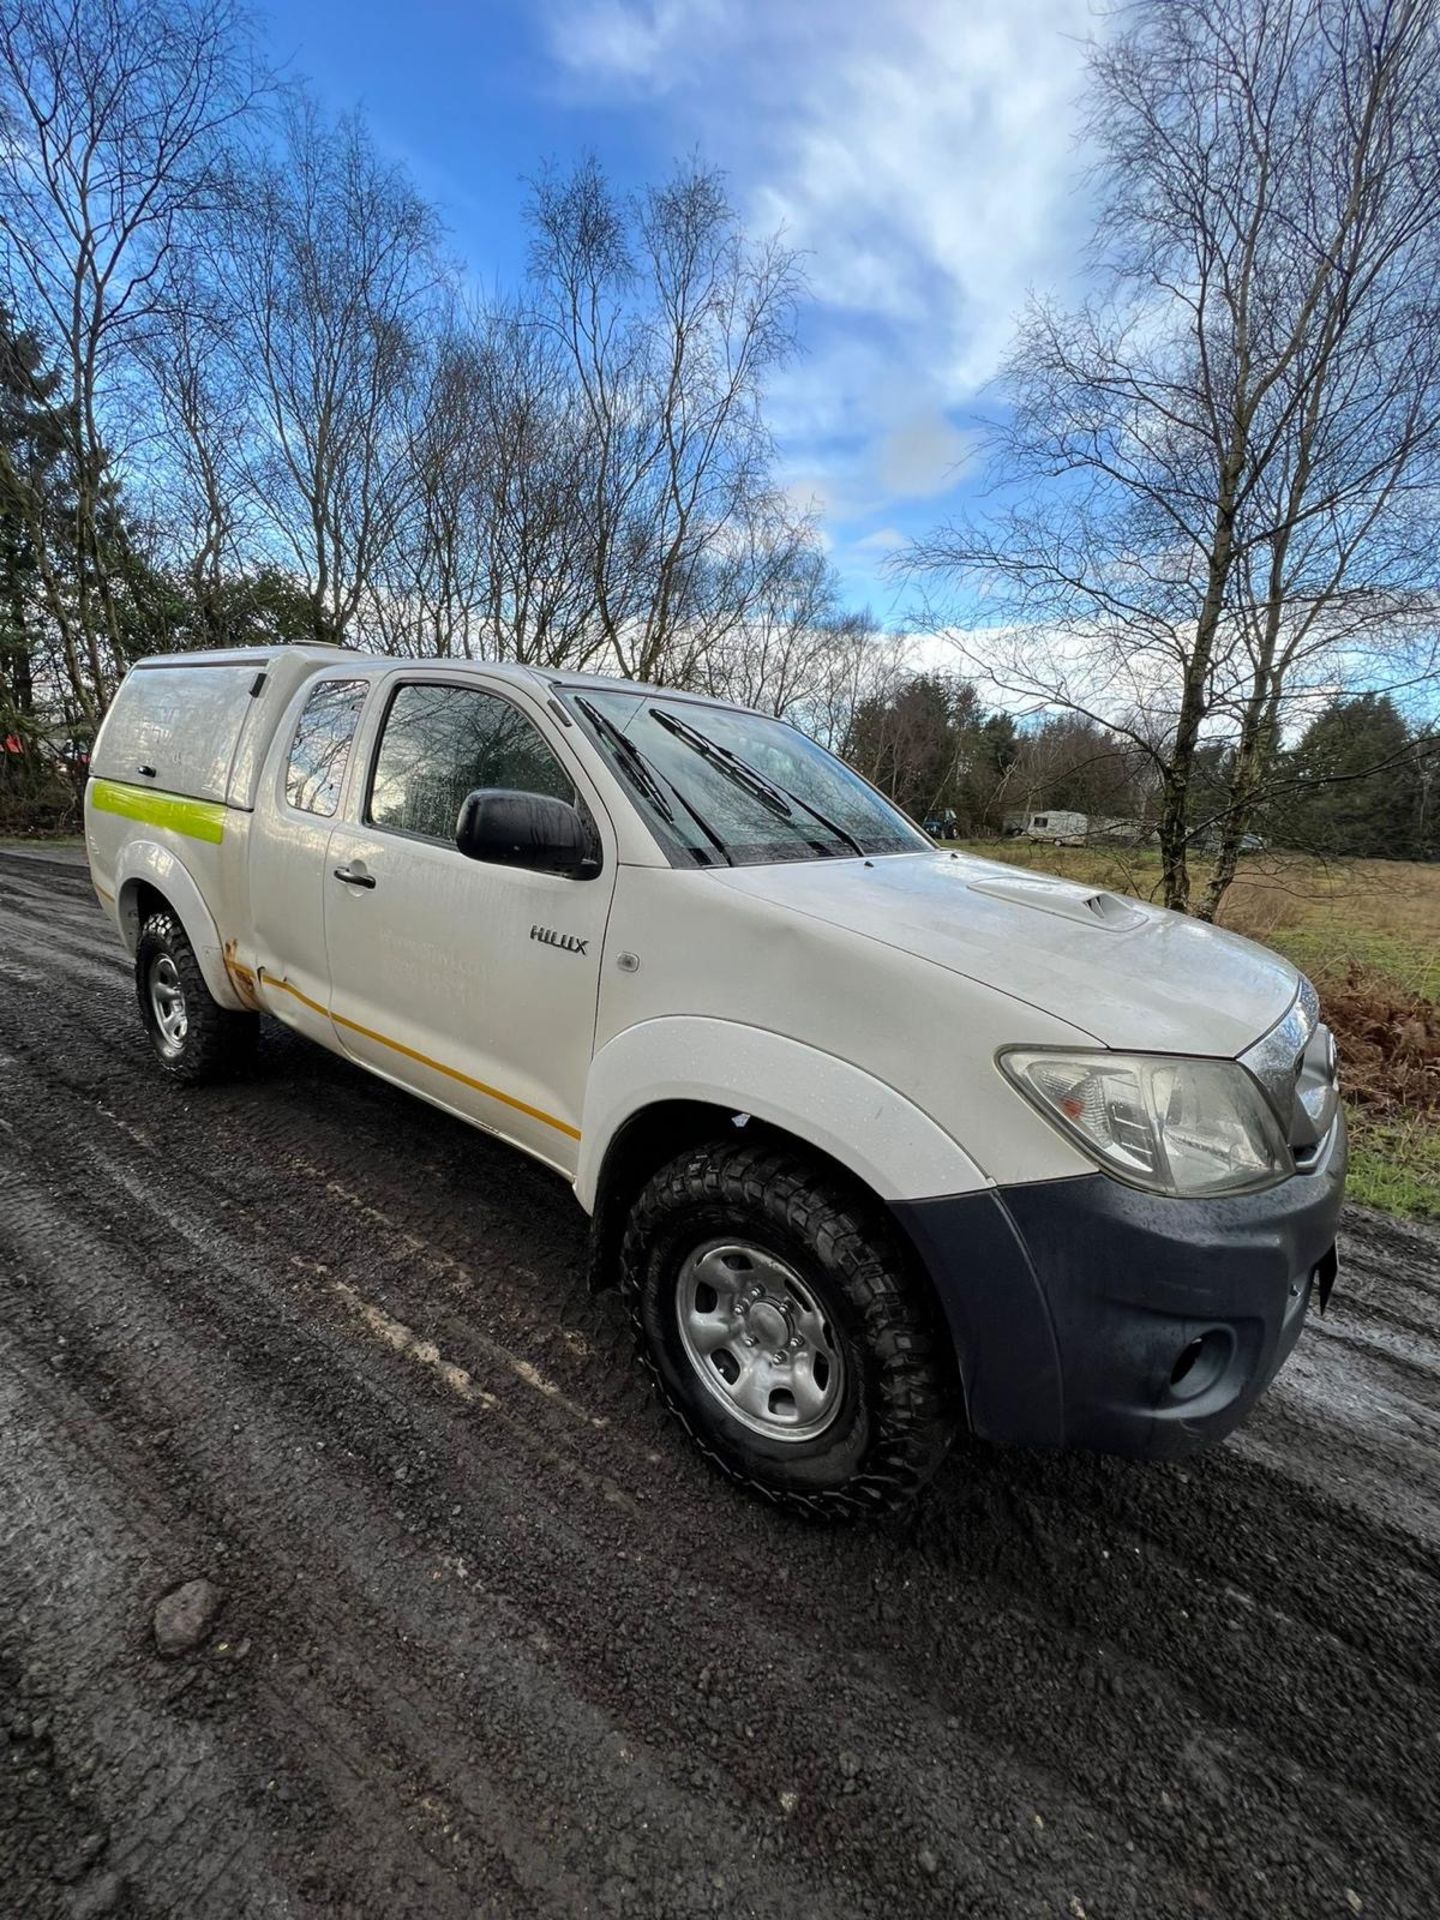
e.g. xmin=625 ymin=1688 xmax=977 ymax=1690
xmin=891 ymin=1113 xmax=1347 ymax=1460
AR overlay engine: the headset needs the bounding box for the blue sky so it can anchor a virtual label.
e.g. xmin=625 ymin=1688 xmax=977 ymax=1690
xmin=266 ymin=0 xmax=1098 ymax=623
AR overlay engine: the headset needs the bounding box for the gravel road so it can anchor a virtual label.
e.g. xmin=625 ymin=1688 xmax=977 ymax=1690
xmin=2 ymin=845 xmax=1438 ymax=1920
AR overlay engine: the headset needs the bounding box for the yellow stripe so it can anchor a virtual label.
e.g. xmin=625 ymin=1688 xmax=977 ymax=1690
xmin=259 ymin=969 xmax=582 ymax=1142
xmin=91 ymin=778 xmax=226 ymax=845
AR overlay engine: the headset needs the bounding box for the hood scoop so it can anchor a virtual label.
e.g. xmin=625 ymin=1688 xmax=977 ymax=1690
xmin=966 ymin=872 xmax=1148 ymax=932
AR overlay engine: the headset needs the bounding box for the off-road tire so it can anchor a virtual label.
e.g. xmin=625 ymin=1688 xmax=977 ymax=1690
xmin=621 ymin=1141 xmax=957 ymax=1519
xmin=135 ymin=910 xmax=256 ymax=1085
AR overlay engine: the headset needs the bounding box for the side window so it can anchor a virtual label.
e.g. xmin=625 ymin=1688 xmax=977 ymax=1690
xmin=368 ymin=683 xmax=576 ymax=843
xmin=286 ymin=678 xmax=369 ymax=817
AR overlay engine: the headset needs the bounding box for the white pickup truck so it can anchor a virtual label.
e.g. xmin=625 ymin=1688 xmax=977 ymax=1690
xmin=85 ymin=645 xmax=1346 ymax=1516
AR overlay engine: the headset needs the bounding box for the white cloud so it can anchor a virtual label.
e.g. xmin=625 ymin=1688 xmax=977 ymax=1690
xmin=541 ymin=0 xmax=1095 ymax=543
xmin=545 ymin=0 xmax=732 ymax=89
xmin=853 ymin=526 xmax=908 ymax=553
xmin=877 ymin=412 xmax=974 ymax=499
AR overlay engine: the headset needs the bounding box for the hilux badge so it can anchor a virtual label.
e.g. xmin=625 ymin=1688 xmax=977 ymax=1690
xmin=530 ymin=924 xmax=588 ymax=956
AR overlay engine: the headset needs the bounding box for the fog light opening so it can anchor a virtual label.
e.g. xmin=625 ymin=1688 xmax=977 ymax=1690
xmin=1171 ymin=1339 xmax=1205 ymax=1388
xmin=1168 ymin=1327 xmax=1231 ymax=1402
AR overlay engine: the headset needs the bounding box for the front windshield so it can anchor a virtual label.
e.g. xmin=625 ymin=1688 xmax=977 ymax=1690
xmin=562 ymin=687 xmax=930 ymax=867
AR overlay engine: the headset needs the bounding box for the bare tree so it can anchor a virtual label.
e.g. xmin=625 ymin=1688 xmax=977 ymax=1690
xmin=369 ymin=320 xmax=491 ymax=660
xmin=528 ymin=156 xmax=802 ymax=684
xmin=0 ymin=22 xmax=852 ymax=790
xmin=215 ymin=97 xmax=445 ymax=645
xmin=382 ymin=162 xmax=815 ymax=684
xmin=804 ymin=620 xmax=911 ymax=756
xmin=136 ymin=280 xmax=253 ymax=640
xmin=0 ymin=0 xmax=266 ymax=712
xmin=379 ymin=304 xmax=609 ymax=667
xmin=698 ymin=529 xmax=853 ymax=715
xmin=907 ymin=0 xmax=1440 ymax=917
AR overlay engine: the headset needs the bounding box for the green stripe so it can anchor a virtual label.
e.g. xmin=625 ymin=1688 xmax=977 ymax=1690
xmin=90 ymin=778 xmax=227 ymax=845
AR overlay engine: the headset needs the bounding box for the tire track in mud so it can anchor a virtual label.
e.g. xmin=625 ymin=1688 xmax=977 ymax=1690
xmin=2 ymin=1048 xmax=1155 ymax=1917
xmin=0 ymin=1350 xmax=313 ymax=1920
xmin=3 ymin=849 xmax=1440 ymax=1920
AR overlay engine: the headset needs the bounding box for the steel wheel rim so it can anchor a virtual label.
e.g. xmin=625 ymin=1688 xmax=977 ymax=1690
xmin=148 ymin=953 xmax=188 ymax=1054
xmin=675 ymin=1239 xmax=845 ymax=1442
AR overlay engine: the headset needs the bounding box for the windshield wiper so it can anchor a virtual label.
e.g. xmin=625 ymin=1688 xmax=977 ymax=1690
xmin=648 ymin=707 xmax=792 ymax=818
xmin=647 ymin=707 xmax=868 ymax=859
xmin=575 ymin=696 xmax=672 ymax=818
xmin=574 ymin=696 xmax=734 ymax=867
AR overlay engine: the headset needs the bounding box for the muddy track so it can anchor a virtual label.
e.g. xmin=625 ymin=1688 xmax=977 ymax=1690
xmin=2 ymin=847 xmax=1438 ymax=1920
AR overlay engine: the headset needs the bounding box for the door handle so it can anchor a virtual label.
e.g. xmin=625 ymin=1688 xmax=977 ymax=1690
xmin=333 ymin=865 xmax=376 ymax=889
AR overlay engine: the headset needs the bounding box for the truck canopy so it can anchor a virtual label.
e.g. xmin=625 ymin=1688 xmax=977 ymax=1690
xmin=91 ymin=646 xmax=365 ymax=809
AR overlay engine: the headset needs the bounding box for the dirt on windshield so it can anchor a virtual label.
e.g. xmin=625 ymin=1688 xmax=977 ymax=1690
xmin=2 ymin=845 xmax=1439 ymax=1920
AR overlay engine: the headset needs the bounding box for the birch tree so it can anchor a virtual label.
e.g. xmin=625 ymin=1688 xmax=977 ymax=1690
xmin=0 ymin=0 xmax=265 ymax=712
xmin=216 ymin=99 xmax=444 ymax=646
xmin=908 ymin=0 xmax=1440 ymax=916
xmin=379 ymin=307 xmax=606 ymax=666
xmin=528 ymin=156 xmax=802 ymax=684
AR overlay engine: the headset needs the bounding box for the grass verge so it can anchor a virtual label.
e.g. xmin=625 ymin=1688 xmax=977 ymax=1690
xmin=1345 ymin=1114 xmax=1440 ymax=1220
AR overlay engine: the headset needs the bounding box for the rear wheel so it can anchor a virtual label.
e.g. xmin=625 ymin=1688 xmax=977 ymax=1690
xmin=622 ymin=1141 xmax=957 ymax=1518
xmin=135 ymin=910 xmax=256 ymax=1084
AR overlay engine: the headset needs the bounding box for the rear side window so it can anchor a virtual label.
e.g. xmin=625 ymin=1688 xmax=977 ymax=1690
xmin=286 ymin=678 xmax=369 ymax=816
xmin=368 ymin=683 xmax=574 ymax=842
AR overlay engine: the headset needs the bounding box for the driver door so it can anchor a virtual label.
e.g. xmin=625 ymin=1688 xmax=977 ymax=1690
xmin=323 ymin=675 xmax=614 ymax=1174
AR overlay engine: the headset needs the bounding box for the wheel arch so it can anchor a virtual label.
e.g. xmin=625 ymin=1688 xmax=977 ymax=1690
xmin=578 ymin=1018 xmax=988 ymax=1217
xmin=578 ymin=1020 xmax=988 ymax=1369
xmin=586 ymin=1096 xmax=966 ymax=1402
xmin=114 ymin=839 xmax=246 ymax=1011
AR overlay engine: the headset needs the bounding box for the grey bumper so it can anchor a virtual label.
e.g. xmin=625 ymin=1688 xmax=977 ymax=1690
xmin=891 ymin=1114 xmax=1347 ymax=1460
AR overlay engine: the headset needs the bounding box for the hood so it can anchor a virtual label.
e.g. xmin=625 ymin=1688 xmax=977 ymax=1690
xmin=712 ymin=851 xmax=1299 ymax=1057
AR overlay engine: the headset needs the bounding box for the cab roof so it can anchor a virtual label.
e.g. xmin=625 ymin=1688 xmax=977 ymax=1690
xmin=129 ymin=645 xmax=764 ymax=716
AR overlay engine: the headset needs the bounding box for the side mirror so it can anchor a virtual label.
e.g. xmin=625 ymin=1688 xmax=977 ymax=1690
xmin=455 ymin=788 xmax=590 ymax=878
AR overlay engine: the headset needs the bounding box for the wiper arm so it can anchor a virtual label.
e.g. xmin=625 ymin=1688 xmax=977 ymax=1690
xmin=648 ymin=707 xmax=792 ymax=817
xmin=575 ymin=696 xmax=734 ymax=867
xmin=771 ymin=782 xmax=867 ymax=859
xmin=576 ymin=696 xmax=673 ymax=820
xmin=648 ymin=708 xmax=868 ymax=859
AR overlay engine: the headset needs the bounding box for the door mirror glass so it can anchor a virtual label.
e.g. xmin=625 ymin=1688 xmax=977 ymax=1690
xmin=455 ymin=789 xmax=590 ymax=878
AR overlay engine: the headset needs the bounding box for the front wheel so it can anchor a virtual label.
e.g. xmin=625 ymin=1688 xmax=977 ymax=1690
xmin=135 ymin=910 xmax=256 ymax=1084
xmin=621 ymin=1142 xmax=957 ymax=1518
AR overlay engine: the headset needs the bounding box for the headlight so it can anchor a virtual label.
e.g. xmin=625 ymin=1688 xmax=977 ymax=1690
xmin=999 ymin=1049 xmax=1293 ymax=1197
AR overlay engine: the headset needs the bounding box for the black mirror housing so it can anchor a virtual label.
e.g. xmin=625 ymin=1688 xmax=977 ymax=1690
xmin=455 ymin=789 xmax=591 ymax=877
